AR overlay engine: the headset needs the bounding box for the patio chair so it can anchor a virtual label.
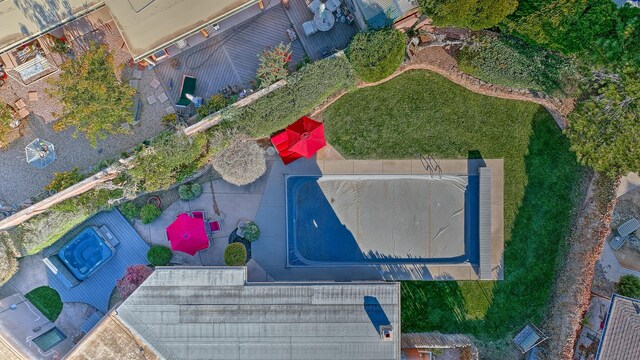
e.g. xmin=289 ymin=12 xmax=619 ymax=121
xmin=176 ymin=75 xmax=196 ymax=107
xmin=192 ymin=211 xmax=205 ymax=220
xmin=302 ymin=21 xmax=318 ymax=37
xmin=208 ymin=219 xmax=222 ymax=233
xmin=609 ymin=217 xmax=640 ymax=250
xmin=326 ymin=0 xmax=340 ymax=12
xmin=308 ymin=0 xmax=321 ymax=13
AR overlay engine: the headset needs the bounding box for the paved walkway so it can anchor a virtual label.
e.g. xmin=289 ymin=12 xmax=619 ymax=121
xmin=598 ymin=240 xmax=640 ymax=282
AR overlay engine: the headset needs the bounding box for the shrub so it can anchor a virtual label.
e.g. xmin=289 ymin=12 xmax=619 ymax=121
xmin=45 ymin=167 xmax=84 ymax=192
xmin=346 ymin=29 xmax=406 ymax=82
xmin=0 ymin=234 xmax=18 ymax=286
xmin=256 ymin=43 xmax=291 ymax=87
xmin=147 ymin=245 xmax=172 ymax=266
xmin=25 ymin=286 xmax=63 ymax=321
xmin=418 ymin=0 xmax=517 ymax=30
xmin=0 ymin=105 xmax=13 ymax=147
xmin=140 ymin=204 xmax=162 ymax=224
xmin=241 ymin=221 xmax=260 ymax=242
xmin=178 ymin=183 xmax=202 ymax=200
xmin=617 ymin=275 xmax=640 ymax=298
xmin=13 ymin=208 xmax=90 ymax=256
xmin=116 ymin=265 xmax=154 ymax=299
xmin=458 ymin=35 xmax=577 ymax=95
xmin=222 ymin=56 xmax=356 ymax=138
xmin=197 ymin=94 xmax=228 ymax=119
xmin=119 ymin=202 xmax=140 ymax=221
xmin=224 ymin=243 xmax=247 ymax=266
xmin=130 ymin=131 xmax=208 ymax=191
xmin=211 ymin=134 xmax=266 ymax=186
xmin=161 ymin=113 xmax=178 ymax=128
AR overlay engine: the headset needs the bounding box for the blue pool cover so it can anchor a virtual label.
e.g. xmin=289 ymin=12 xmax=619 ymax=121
xmin=286 ymin=175 xmax=479 ymax=266
xmin=57 ymin=227 xmax=114 ymax=280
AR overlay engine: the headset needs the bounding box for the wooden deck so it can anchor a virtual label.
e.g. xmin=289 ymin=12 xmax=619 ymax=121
xmin=284 ymin=0 xmax=359 ymax=60
xmin=153 ymin=5 xmax=306 ymax=105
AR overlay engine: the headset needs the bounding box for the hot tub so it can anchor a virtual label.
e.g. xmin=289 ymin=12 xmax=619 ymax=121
xmin=57 ymin=227 xmax=115 ymax=281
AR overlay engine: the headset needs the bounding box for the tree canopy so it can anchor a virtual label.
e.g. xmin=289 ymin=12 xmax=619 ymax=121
xmin=565 ymin=69 xmax=640 ymax=176
xmin=419 ymin=0 xmax=518 ymax=30
xmin=47 ymin=42 xmax=136 ymax=147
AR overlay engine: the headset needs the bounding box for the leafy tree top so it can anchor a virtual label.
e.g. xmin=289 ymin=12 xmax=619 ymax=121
xmin=565 ymin=68 xmax=640 ymax=176
xmin=47 ymin=42 xmax=136 ymax=147
xmin=420 ymin=0 xmax=518 ymax=30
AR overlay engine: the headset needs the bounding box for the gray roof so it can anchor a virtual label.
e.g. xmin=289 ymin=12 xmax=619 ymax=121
xmin=596 ymin=294 xmax=640 ymax=360
xmin=116 ymin=267 xmax=401 ymax=360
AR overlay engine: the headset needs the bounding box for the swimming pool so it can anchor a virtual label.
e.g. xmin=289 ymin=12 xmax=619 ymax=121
xmin=286 ymin=175 xmax=479 ymax=267
xmin=57 ymin=227 xmax=115 ymax=281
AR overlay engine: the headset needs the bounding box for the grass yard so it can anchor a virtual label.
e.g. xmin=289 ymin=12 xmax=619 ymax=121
xmin=25 ymin=286 xmax=63 ymax=322
xmin=323 ymin=70 xmax=584 ymax=340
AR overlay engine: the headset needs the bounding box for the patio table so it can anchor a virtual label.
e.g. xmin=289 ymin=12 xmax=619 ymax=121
xmin=313 ymin=11 xmax=335 ymax=32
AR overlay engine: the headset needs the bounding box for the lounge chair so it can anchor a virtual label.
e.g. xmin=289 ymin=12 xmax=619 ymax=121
xmin=609 ymin=217 xmax=640 ymax=250
xmin=176 ymin=75 xmax=196 ymax=107
xmin=302 ymin=21 xmax=318 ymax=36
xmin=192 ymin=211 xmax=205 ymax=220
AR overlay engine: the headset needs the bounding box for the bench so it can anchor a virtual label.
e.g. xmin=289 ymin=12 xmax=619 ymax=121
xmin=43 ymin=256 xmax=80 ymax=289
xmin=99 ymin=225 xmax=119 ymax=247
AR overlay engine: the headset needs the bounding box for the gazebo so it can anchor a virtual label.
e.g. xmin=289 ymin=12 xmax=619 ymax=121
xmin=25 ymin=138 xmax=56 ymax=168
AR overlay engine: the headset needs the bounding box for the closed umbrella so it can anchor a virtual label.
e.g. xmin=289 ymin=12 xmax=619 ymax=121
xmin=166 ymin=213 xmax=209 ymax=255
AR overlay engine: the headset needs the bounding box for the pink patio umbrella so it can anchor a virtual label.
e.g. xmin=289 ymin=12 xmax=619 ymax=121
xmin=166 ymin=213 xmax=209 ymax=255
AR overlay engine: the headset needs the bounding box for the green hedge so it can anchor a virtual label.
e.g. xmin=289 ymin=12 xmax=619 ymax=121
xmin=25 ymin=286 xmax=63 ymax=322
xmin=140 ymin=204 xmax=162 ymax=224
xmin=119 ymin=202 xmax=140 ymax=221
xmin=221 ymin=56 xmax=356 ymax=138
xmin=178 ymin=183 xmax=202 ymax=201
xmin=224 ymin=243 xmax=247 ymax=266
xmin=147 ymin=245 xmax=172 ymax=266
xmin=346 ymin=29 xmax=406 ymax=82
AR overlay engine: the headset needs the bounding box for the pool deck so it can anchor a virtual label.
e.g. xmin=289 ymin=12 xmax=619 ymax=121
xmin=47 ymin=210 xmax=150 ymax=313
xmin=250 ymin=157 xmax=504 ymax=281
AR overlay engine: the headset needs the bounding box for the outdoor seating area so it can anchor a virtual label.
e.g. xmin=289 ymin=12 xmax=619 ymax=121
xmin=166 ymin=211 xmax=223 ymax=256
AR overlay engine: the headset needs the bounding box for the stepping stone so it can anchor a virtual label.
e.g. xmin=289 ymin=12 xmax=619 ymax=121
xmin=133 ymin=69 xmax=143 ymax=79
xmin=147 ymin=95 xmax=157 ymax=105
xmin=150 ymin=78 xmax=160 ymax=89
xmin=165 ymin=106 xmax=175 ymax=114
xmin=129 ymin=79 xmax=139 ymax=89
xmin=157 ymin=93 xmax=168 ymax=103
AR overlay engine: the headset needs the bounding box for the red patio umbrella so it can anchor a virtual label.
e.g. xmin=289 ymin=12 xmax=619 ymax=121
xmin=271 ymin=116 xmax=326 ymax=164
xmin=166 ymin=213 xmax=209 ymax=256
xmin=285 ymin=116 xmax=326 ymax=158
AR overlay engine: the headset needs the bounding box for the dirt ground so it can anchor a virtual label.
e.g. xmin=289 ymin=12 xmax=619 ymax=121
xmin=539 ymin=172 xmax=618 ymax=360
xmin=609 ymin=188 xmax=640 ymax=271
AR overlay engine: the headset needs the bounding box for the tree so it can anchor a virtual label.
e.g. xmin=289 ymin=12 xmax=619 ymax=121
xmin=346 ymin=29 xmax=406 ymax=82
xmin=47 ymin=42 xmax=136 ymax=147
xmin=116 ymin=265 xmax=154 ymax=299
xmin=419 ymin=0 xmax=517 ymax=30
xmin=211 ymin=134 xmax=266 ymax=186
xmin=617 ymin=274 xmax=640 ymax=298
xmin=130 ymin=131 xmax=208 ymax=191
xmin=565 ymin=69 xmax=640 ymax=176
xmin=256 ymin=43 xmax=291 ymax=87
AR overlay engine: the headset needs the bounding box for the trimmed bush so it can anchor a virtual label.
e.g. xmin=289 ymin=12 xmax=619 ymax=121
xmin=25 ymin=286 xmax=63 ymax=322
xmin=119 ymin=202 xmax=140 ymax=221
xmin=222 ymin=56 xmax=356 ymax=138
xmin=116 ymin=265 xmax=154 ymax=299
xmin=178 ymin=183 xmax=202 ymax=201
xmin=211 ymin=134 xmax=266 ymax=186
xmin=242 ymin=221 xmax=260 ymax=242
xmin=140 ymin=204 xmax=162 ymax=224
xmin=346 ymin=29 xmax=406 ymax=82
xmin=147 ymin=245 xmax=172 ymax=266
xmin=197 ymin=94 xmax=228 ymax=119
xmin=224 ymin=243 xmax=247 ymax=266
xmin=617 ymin=275 xmax=640 ymax=298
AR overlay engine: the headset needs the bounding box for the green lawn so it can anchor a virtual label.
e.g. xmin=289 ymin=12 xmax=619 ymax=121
xmin=323 ymin=70 xmax=584 ymax=340
xmin=25 ymin=286 xmax=63 ymax=322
